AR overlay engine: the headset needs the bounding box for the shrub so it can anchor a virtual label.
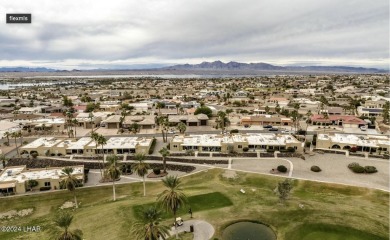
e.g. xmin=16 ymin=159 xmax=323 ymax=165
xmin=153 ymin=168 xmax=161 ymax=175
xmin=185 ymin=149 xmax=194 ymax=156
xmin=57 ymin=153 xmax=62 ymax=156
xmin=3 ymin=142 xmax=9 ymax=146
xmin=39 ymin=186 xmax=51 ymax=191
xmin=242 ymin=147 xmax=249 ymax=152
xmin=351 ymin=165 xmax=365 ymax=173
xmin=287 ymin=147 xmax=295 ymax=153
xmin=148 ymin=138 xmax=157 ymax=155
xmin=348 ymin=162 xmax=360 ymax=169
xmin=277 ymin=165 xmax=288 ymax=173
xmin=22 ymin=141 xmax=29 ymax=145
xmin=50 ymin=153 xmax=56 ymax=156
xmin=364 ymin=166 xmax=377 ymax=173
xmin=311 ymin=165 xmax=322 ymax=172
xmin=301 ymin=156 xmax=305 ymax=160
xmin=31 ymin=152 xmax=38 ymax=159
xmin=230 ymin=129 xmax=239 ymax=134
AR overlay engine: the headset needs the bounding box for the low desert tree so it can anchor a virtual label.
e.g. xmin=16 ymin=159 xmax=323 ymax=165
xmin=277 ymin=178 xmax=293 ymax=203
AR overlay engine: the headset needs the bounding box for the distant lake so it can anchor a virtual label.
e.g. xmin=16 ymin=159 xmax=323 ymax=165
xmin=0 ymin=82 xmax=67 ymax=90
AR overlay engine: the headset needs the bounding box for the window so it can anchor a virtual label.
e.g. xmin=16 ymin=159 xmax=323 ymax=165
xmin=44 ymin=182 xmax=51 ymax=187
xmin=173 ymin=145 xmax=178 ymax=148
xmin=238 ymin=145 xmax=242 ymax=149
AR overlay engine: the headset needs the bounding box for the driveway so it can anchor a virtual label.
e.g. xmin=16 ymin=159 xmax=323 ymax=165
xmin=229 ymin=154 xmax=389 ymax=191
xmin=171 ymin=219 xmax=215 ymax=240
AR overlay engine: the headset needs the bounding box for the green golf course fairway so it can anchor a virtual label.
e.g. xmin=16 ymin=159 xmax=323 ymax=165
xmin=288 ymin=223 xmax=387 ymax=240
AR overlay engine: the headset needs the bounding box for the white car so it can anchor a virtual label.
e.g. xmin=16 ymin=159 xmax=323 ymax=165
xmin=360 ymin=126 xmax=367 ymax=131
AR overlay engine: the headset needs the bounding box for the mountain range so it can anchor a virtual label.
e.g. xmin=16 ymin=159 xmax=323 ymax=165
xmin=0 ymin=61 xmax=387 ymax=73
xmin=163 ymin=61 xmax=386 ymax=73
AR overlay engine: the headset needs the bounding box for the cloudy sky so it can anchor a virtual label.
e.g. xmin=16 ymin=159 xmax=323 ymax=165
xmin=0 ymin=0 xmax=389 ymax=69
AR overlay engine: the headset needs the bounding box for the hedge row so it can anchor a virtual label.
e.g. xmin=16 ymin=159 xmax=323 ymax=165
xmin=6 ymin=158 xmax=196 ymax=173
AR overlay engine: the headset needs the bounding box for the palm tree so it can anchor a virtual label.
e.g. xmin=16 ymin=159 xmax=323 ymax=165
xmin=159 ymin=147 xmax=170 ymax=173
xmin=72 ymin=119 xmax=78 ymax=138
xmin=61 ymin=167 xmax=80 ymax=209
xmin=216 ymin=111 xmax=230 ymax=131
xmin=156 ymin=102 xmax=165 ymax=115
xmin=11 ymin=131 xmax=21 ymax=157
xmin=88 ymin=112 xmax=95 ymax=134
xmin=157 ymin=176 xmax=187 ymax=239
xmin=98 ymin=135 xmax=107 ymax=167
xmin=176 ymin=122 xmax=186 ymax=134
xmin=132 ymin=153 xmax=150 ymax=197
xmin=91 ymin=132 xmax=103 ymax=178
xmin=131 ymin=206 xmax=170 ymax=240
xmin=4 ymin=131 xmax=11 ymax=145
xmin=107 ymin=155 xmax=121 ymax=201
xmin=53 ymin=211 xmax=83 ymax=240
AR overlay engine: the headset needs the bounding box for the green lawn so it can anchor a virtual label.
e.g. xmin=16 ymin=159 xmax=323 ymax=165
xmin=133 ymin=192 xmax=233 ymax=220
xmin=287 ymin=223 xmax=387 ymax=240
xmin=0 ymin=169 xmax=388 ymax=240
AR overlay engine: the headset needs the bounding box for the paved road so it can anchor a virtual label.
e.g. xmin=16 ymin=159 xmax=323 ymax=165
xmin=171 ymin=219 xmax=215 ymax=240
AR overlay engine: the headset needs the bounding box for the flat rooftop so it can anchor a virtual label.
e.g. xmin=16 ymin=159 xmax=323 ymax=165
xmin=87 ymin=137 xmax=152 ymax=149
xmin=173 ymin=133 xmax=300 ymax=146
xmin=22 ymin=137 xmax=62 ymax=149
xmin=318 ymin=133 xmax=390 ymax=147
xmin=57 ymin=137 xmax=93 ymax=149
xmin=0 ymin=166 xmax=84 ymax=183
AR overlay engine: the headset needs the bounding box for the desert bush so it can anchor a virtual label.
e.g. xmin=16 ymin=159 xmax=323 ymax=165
xmin=243 ymin=147 xmax=249 ymax=152
xmin=230 ymin=129 xmax=239 ymax=134
xmin=348 ymin=162 xmax=360 ymax=169
xmin=351 ymin=165 xmax=365 ymax=173
xmin=310 ymin=165 xmax=322 ymax=172
xmin=39 ymin=186 xmax=51 ymax=191
xmin=277 ymin=165 xmax=288 ymax=173
xmin=364 ymin=166 xmax=377 ymax=173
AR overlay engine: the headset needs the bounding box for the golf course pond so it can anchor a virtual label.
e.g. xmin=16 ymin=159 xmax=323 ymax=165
xmin=222 ymin=221 xmax=276 ymax=240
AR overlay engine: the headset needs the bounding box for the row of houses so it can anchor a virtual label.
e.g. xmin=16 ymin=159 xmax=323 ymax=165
xmin=20 ymin=136 xmax=153 ymax=157
xmin=0 ymin=165 xmax=84 ymax=195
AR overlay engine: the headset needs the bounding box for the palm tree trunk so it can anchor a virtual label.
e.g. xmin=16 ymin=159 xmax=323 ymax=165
xmin=174 ymin=212 xmax=178 ymax=239
xmin=73 ymin=191 xmax=78 ymax=208
xmin=112 ymin=178 xmax=116 ymax=201
xmin=143 ymin=175 xmax=146 ymax=197
xmin=96 ymin=146 xmax=103 ymax=179
xmin=14 ymin=138 xmax=19 ymax=157
xmin=163 ymin=157 xmax=167 ymax=173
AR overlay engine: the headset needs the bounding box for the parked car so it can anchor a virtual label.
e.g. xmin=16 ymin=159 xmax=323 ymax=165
xmin=263 ymin=125 xmax=273 ymax=128
xmin=168 ymin=129 xmax=176 ymax=134
xmin=360 ymin=126 xmax=367 ymax=131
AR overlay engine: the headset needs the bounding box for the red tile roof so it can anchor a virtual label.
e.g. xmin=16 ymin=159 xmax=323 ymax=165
xmin=311 ymin=114 xmax=366 ymax=124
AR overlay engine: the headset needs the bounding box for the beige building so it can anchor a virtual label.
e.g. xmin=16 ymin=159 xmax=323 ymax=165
xmin=316 ymin=133 xmax=390 ymax=153
xmin=170 ymin=133 xmax=303 ymax=153
xmin=21 ymin=136 xmax=153 ymax=157
xmin=0 ymin=165 xmax=84 ymax=195
xmin=168 ymin=114 xmax=209 ymax=126
xmin=241 ymin=115 xmax=292 ymax=127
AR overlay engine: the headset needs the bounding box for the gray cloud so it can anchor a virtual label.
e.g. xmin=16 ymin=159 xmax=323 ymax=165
xmin=0 ymin=0 xmax=388 ymax=69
